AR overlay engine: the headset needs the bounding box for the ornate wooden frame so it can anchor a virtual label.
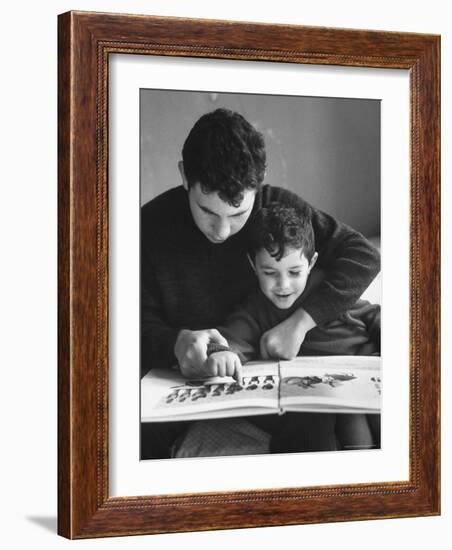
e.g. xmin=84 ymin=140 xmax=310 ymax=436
xmin=58 ymin=11 xmax=440 ymax=538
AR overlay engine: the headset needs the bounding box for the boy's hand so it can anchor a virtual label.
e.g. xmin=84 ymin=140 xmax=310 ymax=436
xmin=260 ymin=308 xmax=316 ymax=360
xmin=205 ymin=351 xmax=243 ymax=384
xmin=175 ymin=329 xmax=228 ymax=379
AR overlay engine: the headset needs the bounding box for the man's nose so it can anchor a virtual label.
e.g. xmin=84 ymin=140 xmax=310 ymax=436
xmin=213 ymin=219 xmax=230 ymax=240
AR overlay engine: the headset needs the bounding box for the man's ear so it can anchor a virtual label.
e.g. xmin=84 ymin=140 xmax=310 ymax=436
xmin=178 ymin=160 xmax=189 ymax=190
xmin=308 ymin=251 xmax=318 ymax=272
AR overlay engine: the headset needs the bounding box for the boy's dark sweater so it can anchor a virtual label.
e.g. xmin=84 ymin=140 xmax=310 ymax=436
xmin=141 ymin=184 xmax=380 ymax=376
xmin=218 ymin=289 xmax=381 ymax=363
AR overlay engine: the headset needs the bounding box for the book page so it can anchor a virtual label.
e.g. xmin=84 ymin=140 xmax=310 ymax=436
xmin=279 ymin=356 xmax=381 ymax=414
xmin=141 ymin=361 xmax=280 ymax=422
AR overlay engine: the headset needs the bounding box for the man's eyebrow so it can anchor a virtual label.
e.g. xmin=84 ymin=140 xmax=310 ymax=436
xmin=230 ymin=207 xmax=250 ymax=217
xmin=197 ymin=202 xmax=251 ymax=217
xmin=197 ymin=203 xmax=216 ymax=214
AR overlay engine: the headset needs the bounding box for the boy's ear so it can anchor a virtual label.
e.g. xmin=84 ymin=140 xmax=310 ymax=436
xmin=308 ymin=251 xmax=318 ymax=272
xmin=178 ymin=160 xmax=189 ymax=190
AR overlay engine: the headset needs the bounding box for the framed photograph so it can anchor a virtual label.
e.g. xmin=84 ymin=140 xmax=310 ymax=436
xmin=58 ymin=11 xmax=440 ymax=538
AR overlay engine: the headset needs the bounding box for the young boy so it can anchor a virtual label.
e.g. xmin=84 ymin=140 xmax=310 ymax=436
xmin=206 ymin=203 xmax=380 ymax=452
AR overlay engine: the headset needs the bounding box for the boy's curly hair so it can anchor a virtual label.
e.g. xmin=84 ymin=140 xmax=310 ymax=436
xmin=182 ymin=108 xmax=267 ymax=207
xmin=250 ymin=203 xmax=315 ymax=262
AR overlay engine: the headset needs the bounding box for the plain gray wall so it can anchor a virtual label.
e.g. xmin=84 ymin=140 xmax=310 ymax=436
xmin=140 ymin=90 xmax=380 ymax=237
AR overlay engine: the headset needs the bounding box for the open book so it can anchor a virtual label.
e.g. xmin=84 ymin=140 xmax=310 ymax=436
xmin=141 ymin=356 xmax=381 ymax=423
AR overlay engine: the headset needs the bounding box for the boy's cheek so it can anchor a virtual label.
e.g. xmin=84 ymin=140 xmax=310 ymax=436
xmin=261 ymin=285 xmax=273 ymax=302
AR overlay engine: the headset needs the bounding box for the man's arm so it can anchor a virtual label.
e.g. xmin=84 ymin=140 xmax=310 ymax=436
xmin=141 ymin=272 xmax=180 ymax=377
xmin=141 ymin=265 xmax=228 ymax=378
xmin=259 ymin=308 xmax=316 ymax=360
xmin=305 ymin=208 xmax=380 ymax=325
xmin=354 ymin=299 xmax=381 ymax=350
xmin=264 ymin=185 xmax=381 ymax=324
xmin=259 ymin=186 xmax=380 ymax=359
xmin=217 ymin=295 xmax=263 ymax=363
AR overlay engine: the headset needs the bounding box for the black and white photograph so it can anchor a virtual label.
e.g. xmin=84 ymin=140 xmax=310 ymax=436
xmin=139 ymin=90 xmax=382 ymax=460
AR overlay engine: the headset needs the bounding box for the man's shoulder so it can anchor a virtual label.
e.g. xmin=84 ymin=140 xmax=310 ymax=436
xmin=142 ymin=186 xmax=185 ymax=215
xmin=141 ymin=186 xmax=188 ymax=230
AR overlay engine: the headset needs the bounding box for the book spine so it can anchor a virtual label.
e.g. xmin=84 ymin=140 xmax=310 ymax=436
xmin=277 ymin=360 xmax=284 ymax=415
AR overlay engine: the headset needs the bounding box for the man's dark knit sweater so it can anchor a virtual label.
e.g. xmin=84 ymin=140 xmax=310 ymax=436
xmin=141 ymin=184 xmax=380 ymax=376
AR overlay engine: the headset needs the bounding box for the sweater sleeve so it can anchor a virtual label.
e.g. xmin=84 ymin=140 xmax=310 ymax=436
xmin=352 ymin=299 xmax=381 ymax=349
xmin=141 ymin=254 xmax=180 ymax=377
xmin=217 ymin=296 xmax=263 ymax=363
xmin=263 ymin=186 xmax=381 ymax=325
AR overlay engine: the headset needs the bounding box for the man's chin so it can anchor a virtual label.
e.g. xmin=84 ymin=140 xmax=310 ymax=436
xmin=206 ymin=235 xmax=227 ymax=244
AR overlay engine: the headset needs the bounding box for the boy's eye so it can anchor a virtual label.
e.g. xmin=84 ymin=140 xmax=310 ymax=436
xmin=263 ymin=271 xmax=276 ymax=276
xmin=289 ymin=270 xmax=302 ymax=276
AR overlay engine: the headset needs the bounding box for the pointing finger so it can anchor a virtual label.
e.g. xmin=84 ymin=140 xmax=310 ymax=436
xmin=234 ymin=358 xmax=243 ymax=386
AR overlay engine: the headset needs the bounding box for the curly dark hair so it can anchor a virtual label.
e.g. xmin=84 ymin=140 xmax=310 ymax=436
xmin=250 ymin=203 xmax=315 ymax=262
xmin=182 ymin=108 xmax=267 ymax=207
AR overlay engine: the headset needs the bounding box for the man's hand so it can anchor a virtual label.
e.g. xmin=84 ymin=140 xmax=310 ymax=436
xmin=174 ymin=329 xmax=228 ymax=379
xmin=260 ymin=308 xmax=316 ymax=360
xmin=205 ymin=351 xmax=243 ymax=383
